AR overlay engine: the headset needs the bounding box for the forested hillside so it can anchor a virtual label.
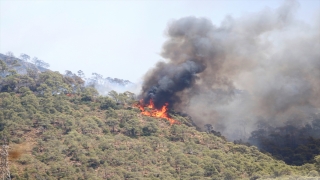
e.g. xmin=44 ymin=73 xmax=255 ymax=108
xmin=0 ymin=57 xmax=319 ymax=179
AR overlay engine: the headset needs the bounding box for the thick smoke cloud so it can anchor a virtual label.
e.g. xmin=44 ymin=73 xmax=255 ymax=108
xmin=140 ymin=0 xmax=320 ymax=140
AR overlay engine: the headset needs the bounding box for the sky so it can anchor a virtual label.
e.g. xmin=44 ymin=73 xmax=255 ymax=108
xmin=0 ymin=0 xmax=319 ymax=82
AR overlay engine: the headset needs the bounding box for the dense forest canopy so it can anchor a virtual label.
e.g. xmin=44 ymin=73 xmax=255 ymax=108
xmin=0 ymin=53 xmax=319 ymax=179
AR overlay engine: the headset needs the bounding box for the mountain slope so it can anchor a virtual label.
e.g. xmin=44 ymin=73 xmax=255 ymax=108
xmin=0 ymin=57 xmax=319 ymax=179
xmin=2 ymin=89 xmax=318 ymax=179
xmin=0 ymin=53 xmax=48 ymax=76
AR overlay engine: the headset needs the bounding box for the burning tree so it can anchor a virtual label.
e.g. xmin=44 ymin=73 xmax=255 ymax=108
xmin=135 ymin=99 xmax=180 ymax=125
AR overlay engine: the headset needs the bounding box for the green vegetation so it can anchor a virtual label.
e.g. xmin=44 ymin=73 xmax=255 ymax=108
xmin=0 ymin=58 xmax=319 ymax=179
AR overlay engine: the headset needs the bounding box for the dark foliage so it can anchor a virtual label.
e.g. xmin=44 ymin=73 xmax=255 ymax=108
xmin=249 ymin=118 xmax=320 ymax=166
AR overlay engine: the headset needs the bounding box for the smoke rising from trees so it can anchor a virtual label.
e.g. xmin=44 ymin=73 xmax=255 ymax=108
xmin=140 ymin=0 xmax=320 ymax=140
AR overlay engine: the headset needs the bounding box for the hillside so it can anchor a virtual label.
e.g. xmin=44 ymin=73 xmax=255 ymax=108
xmin=0 ymin=53 xmax=48 ymax=76
xmin=0 ymin=58 xmax=319 ymax=179
xmin=0 ymin=53 xmax=135 ymax=93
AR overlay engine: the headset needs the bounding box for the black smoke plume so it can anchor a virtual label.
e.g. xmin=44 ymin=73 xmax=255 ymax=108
xmin=140 ymin=17 xmax=212 ymax=108
xmin=140 ymin=0 xmax=320 ymax=142
xmin=141 ymin=60 xmax=205 ymax=108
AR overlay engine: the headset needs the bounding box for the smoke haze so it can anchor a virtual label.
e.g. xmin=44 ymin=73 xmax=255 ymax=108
xmin=140 ymin=0 xmax=320 ymax=140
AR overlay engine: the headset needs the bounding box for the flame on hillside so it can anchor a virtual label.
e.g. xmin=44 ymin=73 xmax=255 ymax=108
xmin=135 ymin=99 xmax=180 ymax=125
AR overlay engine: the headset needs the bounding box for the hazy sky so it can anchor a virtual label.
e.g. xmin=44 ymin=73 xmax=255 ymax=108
xmin=0 ymin=0 xmax=319 ymax=82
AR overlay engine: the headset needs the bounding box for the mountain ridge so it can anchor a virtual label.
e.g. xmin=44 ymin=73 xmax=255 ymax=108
xmin=0 ymin=53 xmax=134 ymax=89
xmin=0 ymin=54 xmax=319 ymax=179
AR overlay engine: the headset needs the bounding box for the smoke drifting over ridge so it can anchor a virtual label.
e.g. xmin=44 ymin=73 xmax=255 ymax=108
xmin=140 ymin=0 xmax=320 ymax=140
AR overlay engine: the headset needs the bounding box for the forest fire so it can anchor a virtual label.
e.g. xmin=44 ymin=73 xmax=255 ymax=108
xmin=135 ymin=99 xmax=180 ymax=125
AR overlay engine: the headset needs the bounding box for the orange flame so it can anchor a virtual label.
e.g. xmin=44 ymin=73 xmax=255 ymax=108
xmin=135 ymin=99 xmax=180 ymax=125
